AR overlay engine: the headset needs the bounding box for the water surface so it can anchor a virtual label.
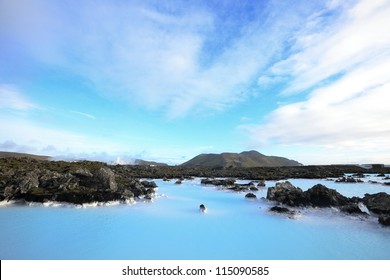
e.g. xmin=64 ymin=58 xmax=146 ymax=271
xmin=1 ymin=176 xmax=390 ymax=259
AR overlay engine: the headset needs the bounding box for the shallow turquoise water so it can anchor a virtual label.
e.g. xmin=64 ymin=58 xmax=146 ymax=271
xmin=1 ymin=177 xmax=390 ymax=260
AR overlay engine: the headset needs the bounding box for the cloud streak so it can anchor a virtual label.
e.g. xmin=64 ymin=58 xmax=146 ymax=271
xmin=244 ymin=0 xmax=390 ymax=163
xmin=70 ymin=110 xmax=96 ymax=120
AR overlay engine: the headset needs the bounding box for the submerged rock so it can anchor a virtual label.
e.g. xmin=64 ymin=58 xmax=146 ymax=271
xmin=378 ymin=215 xmax=390 ymax=226
xmin=269 ymin=206 xmax=300 ymax=219
xmin=245 ymin=193 xmax=256 ymax=199
xmin=269 ymin=206 xmax=291 ymax=213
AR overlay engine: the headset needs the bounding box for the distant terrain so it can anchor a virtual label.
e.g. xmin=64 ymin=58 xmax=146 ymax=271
xmin=181 ymin=150 xmax=302 ymax=167
xmin=134 ymin=159 xmax=168 ymax=166
xmin=0 ymin=151 xmax=169 ymax=166
xmin=1 ymin=153 xmax=390 ymax=206
xmin=0 ymin=151 xmax=50 ymax=161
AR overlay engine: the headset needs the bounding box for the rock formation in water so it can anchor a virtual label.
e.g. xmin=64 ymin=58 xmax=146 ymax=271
xmin=0 ymin=157 xmax=157 ymax=205
xmin=199 ymin=204 xmax=207 ymax=213
xmin=245 ymin=193 xmax=257 ymax=199
xmin=266 ymin=181 xmax=390 ymax=227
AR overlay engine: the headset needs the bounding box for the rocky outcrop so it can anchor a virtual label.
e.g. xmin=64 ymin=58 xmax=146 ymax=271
xmin=339 ymin=203 xmax=369 ymax=216
xmin=267 ymin=182 xmax=349 ymax=208
xmin=305 ymin=184 xmax=349 ymax=207
xmin=266 ymin=181 xmax=308 ymax=207
xmin=245 ymin=193 xmax=256 ymax=199
xmin=335 ymin=176 xmax=363 ymax=183
xmin=92 ymin=167 xmax=118 ymax=191
xmin=201 ymin=178 xmax=262 ymax=193
xmin=378 ymin=215 xmax=390 ymax=226
xmin=201 ymin=178 xmax=236 ymax=186
xmin=0 ymin=158 xmax=156 ymax=205
xmin=362 ymin=192 xmax=390 ymax=215
xmin=266 ymin=181 xmax=390 ymax=226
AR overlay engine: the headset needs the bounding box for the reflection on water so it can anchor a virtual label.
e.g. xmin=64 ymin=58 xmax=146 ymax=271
xmin=1 ymin=177 xmax=390 ymax=259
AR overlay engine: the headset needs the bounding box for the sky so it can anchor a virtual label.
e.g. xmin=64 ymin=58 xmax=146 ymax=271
xmin=0 ymin=0 xmax=390 ymax=165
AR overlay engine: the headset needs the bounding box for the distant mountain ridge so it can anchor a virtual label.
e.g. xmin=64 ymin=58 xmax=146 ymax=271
xmin=0 ymin=151 xmax=169 ymax=166
xmin=0 ymin=151 xmax=50 ymax=161
xmin=181 ymin=150 xmax=302 ymax=167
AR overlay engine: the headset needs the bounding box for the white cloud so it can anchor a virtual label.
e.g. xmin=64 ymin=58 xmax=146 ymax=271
xmin=270 ymin=0 xmax=390 ymax=95
xmin=0 ymin=115 xmax=126 ymax=156
xmin=243 ymin=0 xmax=390 ymax=164
xmin=0 ymin=85 xmax=37 ymax=110
xmin=0 ymin=114 xmax=189 ymax=163
xmin=0 ymin=0 xmax=325 ymax=118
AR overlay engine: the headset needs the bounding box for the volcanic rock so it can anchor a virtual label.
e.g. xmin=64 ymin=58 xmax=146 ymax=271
xmin=340 ymin=203 xmax=369 ymax=216
xmin=266 ymin=181 xmax=308 ymax=207
xmin=363 ymin=192 xmax=390 ymax=215
xmin=245 ymin=193 xmax=256 ymax=199
xmin=378 ymin=215 xmax=390 ymax=226
xmin=305 ymin=184 xmax=349 ymax=207
xmin=335 ymin=176 xmax=363 ymax=183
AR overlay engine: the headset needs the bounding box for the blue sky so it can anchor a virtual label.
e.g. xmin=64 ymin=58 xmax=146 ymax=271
xmin=1 ymin=0 xmax=389 ymax=165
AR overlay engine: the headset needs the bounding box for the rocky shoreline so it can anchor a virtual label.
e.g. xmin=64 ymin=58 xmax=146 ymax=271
xmin=198 ymin=177 xmax=390 ymax=227
xmin=0 ymin=157 xmax=157 ymax=205
xmin=266 ymin=181 xmax=390 ymax=227
xmin=1 ymin=157 xmax=389 ymax=224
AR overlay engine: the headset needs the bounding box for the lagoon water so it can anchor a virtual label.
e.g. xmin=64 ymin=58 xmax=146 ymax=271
xmin=1 ymin=176 xmax=390 ymax=260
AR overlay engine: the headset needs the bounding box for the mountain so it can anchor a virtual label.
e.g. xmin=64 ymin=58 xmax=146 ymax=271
xmin=181 ymin=150 xmax=302 ymax=167
xmin=0 ymin=151 xmax=50 ymax=161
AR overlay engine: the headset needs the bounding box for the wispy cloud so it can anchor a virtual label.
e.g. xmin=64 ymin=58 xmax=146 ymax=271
xmin=3 ymin=0 xmax=388 ymax=164
xmin=243 ymin=0 xmax=390 ymax=163
xmin=0 ymin=84 xmax=37 ymax=110
xmin=263 ymin=0 xmax=390 ymax=95
xmin=0 ymin=0 xmax=325 ymax=118
xmin=70 ymin=110 xmax=96 ymax=120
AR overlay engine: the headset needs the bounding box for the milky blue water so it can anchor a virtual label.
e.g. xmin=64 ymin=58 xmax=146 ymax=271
xmin=1 ymin=176 xmax=390 ymax=260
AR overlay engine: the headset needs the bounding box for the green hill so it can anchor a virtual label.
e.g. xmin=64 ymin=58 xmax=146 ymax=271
xmin=181 ymin=150 xmax=302 ymax=167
